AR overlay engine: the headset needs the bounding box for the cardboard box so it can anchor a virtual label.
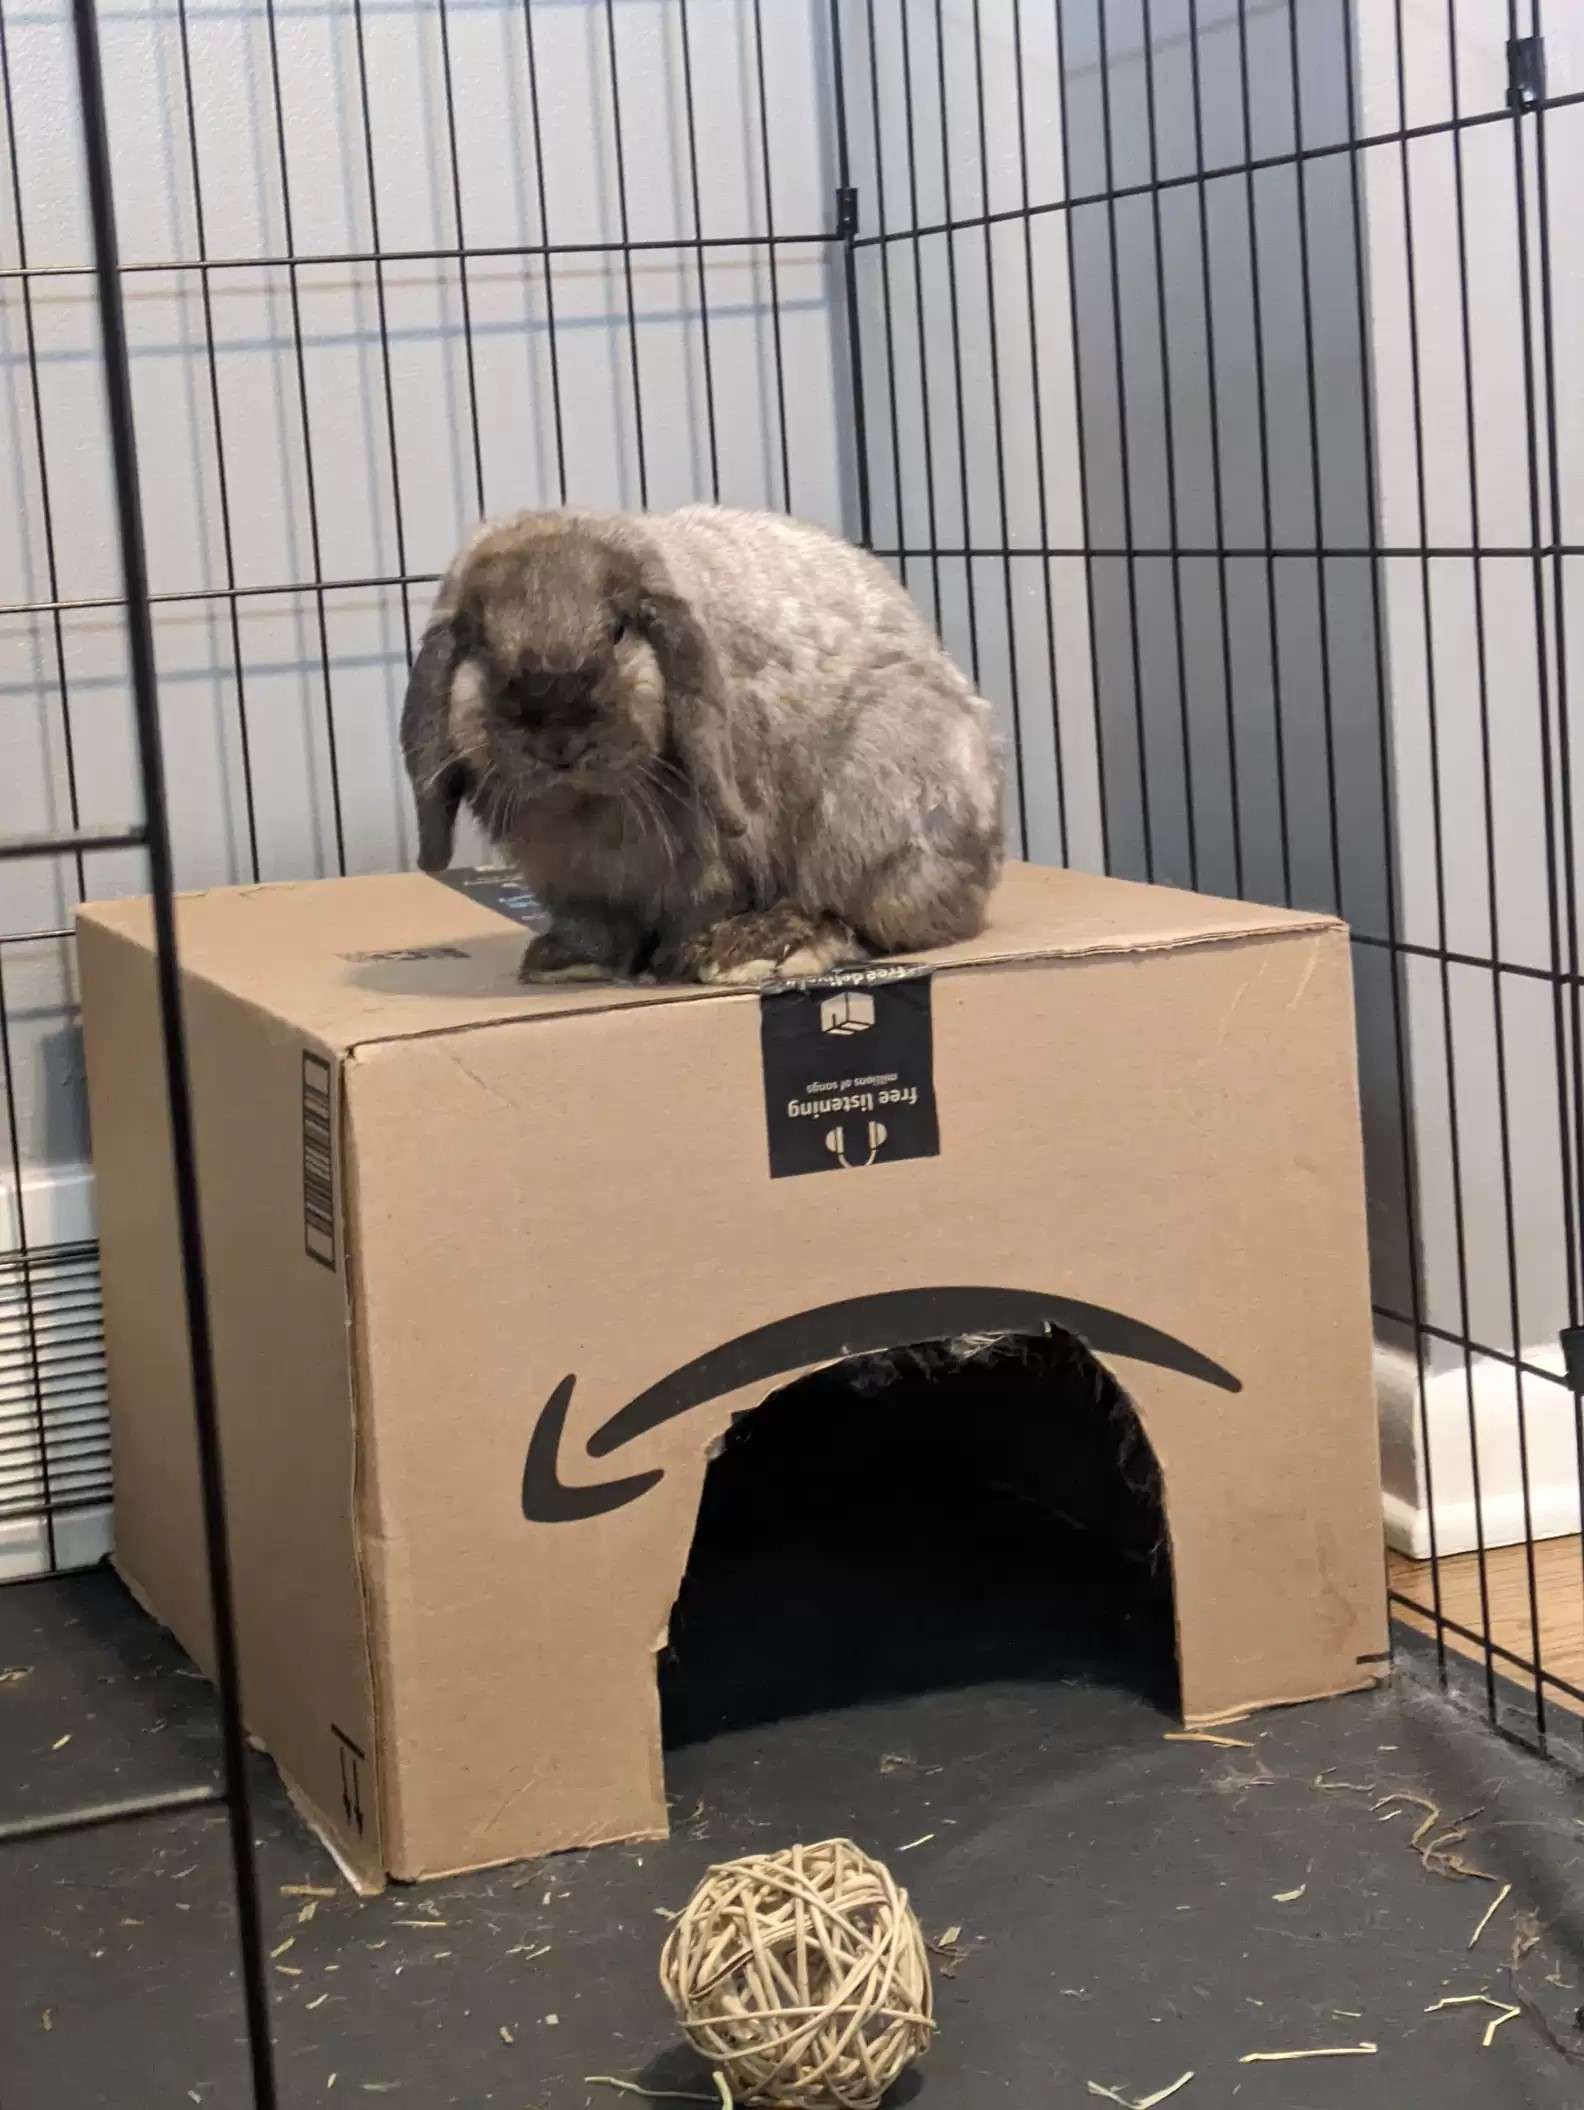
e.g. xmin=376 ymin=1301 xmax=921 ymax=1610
xmin=77 ymin=864 xmax=1387 ymax=1887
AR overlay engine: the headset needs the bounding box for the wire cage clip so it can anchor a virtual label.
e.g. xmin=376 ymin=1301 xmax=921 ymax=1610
xmin=835 ymin=185 xmax=860 ymax=241
xmin=1506 ymin=35 xmax=1545 ymax=113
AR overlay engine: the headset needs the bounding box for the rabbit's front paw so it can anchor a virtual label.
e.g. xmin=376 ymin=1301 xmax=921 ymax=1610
xmin=680 ymin=906 xmax=868 ymax=986
xmin=519 ymin=930 xmax=620 ymax=985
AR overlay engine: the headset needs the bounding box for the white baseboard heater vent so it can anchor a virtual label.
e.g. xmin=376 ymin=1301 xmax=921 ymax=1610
xmin=1 ymin=1191 xmax=113 ymax=1581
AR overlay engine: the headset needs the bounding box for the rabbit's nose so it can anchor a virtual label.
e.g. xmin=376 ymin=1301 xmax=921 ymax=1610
xmin=535 ymin=726 xmax=595 ymax=771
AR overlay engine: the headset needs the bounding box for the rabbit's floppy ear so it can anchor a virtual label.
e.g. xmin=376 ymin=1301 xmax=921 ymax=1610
xmin=638 ymin=589 xmax=748 ymax=839
xmin=401 ymin=619 xmax=467 ymax=873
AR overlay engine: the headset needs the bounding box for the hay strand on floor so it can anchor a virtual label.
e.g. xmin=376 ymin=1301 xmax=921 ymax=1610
xmin=1468 ymin=1882 xmax=1512 ymax=1949
xmin=585 ymin=2078 xmax=730 ymax=2105
xmin=1425 ymin=1995 xmax=1522 ymax=2049
xmin=1087 ymin=2070 xmax=1195 ymax=2107
xmin=1239 ymin=2044 xmax=1377 ymax=2063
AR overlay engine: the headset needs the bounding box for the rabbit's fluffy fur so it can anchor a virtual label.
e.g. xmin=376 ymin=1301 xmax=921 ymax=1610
xmin=401 ymin=504 xmax=1004 ymax=984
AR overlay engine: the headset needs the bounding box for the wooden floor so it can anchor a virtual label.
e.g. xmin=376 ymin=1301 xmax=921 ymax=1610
xmin=1389 ymin=1535 xmax=1584 ymax=1714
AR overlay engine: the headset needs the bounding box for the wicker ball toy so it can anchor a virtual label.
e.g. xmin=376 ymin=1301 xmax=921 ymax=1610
xmin=659 ymin=1838 xmax=934 ymax=2109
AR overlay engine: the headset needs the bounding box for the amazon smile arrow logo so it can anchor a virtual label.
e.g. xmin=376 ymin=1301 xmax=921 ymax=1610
xmin=520 ymin=1287 xmax=1241 ymax=1525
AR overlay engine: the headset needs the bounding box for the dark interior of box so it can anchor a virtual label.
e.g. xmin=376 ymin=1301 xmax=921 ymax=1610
xmin=660 ymin=1330 xmax=1177 ymax=1749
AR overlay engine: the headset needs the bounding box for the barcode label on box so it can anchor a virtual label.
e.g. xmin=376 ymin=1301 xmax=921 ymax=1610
xmin=302 ymin=1052 xmax=337 ymax=1269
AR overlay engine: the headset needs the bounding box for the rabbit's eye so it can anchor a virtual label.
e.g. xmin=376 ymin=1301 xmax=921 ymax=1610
xmin=610 ymin=616 xmax=628 ymax=646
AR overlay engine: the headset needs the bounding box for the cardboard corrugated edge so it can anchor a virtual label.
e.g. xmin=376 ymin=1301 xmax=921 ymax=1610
xmin=401 ymin=1816 xmax=671 ymax=1889
xmin=329 ymin=1055 xmax=393 ymax=1893
xmin=340 ymin=1070 xmax=399 ymax=1881
xmin=281 ymin=1777 xmax=384 ymax=1898
xmin=1189 ymin=1674 xmax=1385 ymax=1732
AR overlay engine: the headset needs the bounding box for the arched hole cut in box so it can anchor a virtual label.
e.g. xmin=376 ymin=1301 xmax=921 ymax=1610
xmin=661 ymin=1327 xmax=1175 ymax=1750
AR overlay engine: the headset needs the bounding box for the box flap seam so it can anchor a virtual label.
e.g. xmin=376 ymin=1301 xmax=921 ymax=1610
xmin=340 ymin=920 xmax=1345 ymax=1062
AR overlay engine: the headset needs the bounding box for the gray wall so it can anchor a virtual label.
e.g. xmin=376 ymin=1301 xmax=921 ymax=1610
xmin=1059 ymin=0 xmax=1409 ymax=1314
